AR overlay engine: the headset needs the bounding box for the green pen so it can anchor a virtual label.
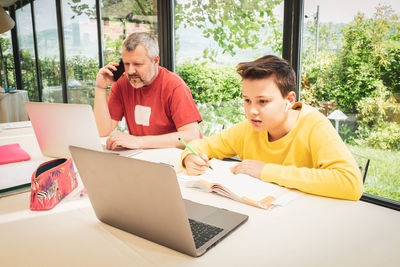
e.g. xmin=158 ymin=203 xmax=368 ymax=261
xmin=178 ymin=138 xmax=213 ymax=170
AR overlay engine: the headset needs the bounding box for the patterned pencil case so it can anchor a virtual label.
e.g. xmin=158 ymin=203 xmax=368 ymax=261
xmin=30 ymin=158 xmax=78 ymax=211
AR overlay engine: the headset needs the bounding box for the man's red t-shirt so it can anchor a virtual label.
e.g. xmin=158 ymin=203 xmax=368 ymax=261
xmin=108 ymin=66 xmax=202 ymax=136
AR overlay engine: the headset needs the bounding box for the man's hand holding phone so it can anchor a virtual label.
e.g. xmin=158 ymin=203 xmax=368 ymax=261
xmin=112 ymin=59 xmax=125 ymax=81
xmin=95 ymin=59 xmax=125 ymax=90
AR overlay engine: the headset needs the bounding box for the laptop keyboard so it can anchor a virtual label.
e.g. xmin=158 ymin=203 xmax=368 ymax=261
xmin=189 ymin=219 xmax=224 ymax=249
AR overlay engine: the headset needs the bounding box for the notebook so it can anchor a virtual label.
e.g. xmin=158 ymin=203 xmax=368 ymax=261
xmin=25 ymin=102 xmax=140 ymax=158
xmin=69 ymin=145 xmax=248 ymax=257
xmin=178 ymin=158 xmax=302 ymax=209
xmin=0 ymin=143 xmax=31 ymax=165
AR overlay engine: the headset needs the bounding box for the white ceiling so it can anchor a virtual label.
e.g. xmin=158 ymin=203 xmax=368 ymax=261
xmin=0 ymin=0 xmax=18 ymax=8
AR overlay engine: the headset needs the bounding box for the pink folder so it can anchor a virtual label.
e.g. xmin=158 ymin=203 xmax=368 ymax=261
xmin=0 ymin=143 xmax=31 ymax=165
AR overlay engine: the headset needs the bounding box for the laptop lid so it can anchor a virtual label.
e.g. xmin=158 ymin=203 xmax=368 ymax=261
xmin=25 ymin=102 xmax=103 ymax=158
xmin=69 ymin=145 xmax=248 ymax=257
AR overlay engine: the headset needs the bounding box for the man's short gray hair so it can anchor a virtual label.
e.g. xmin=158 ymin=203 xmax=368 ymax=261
xmin=123 ymin=32 xmax=159 ymax=59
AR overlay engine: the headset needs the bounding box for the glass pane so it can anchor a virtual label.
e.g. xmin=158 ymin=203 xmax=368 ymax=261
xmin=174 ymin=0 xmax=284 ymax=136
xmin=101 ymin=0 xmax=158 ymax=64
xmin=16 ymin=3 xmax=39 ymax=101
xmin=301 ymin=0 xmax=400 ymax=201
xmin=63 ymin=0 xmax=99 ymax=105
xmin=100 ymin=0 xmax=158 ymax=130
xmin=0 ymin=30 xmax=15 ymax=90
xmin=33 ymin=0 xmax=63 ymax=103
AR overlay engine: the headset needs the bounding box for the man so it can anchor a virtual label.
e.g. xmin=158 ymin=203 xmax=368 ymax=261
xmin=94 ymin=32 xmax=202 ymax=150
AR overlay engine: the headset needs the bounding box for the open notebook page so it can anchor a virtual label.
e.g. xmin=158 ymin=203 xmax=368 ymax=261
xmin=178 ymin=158 xmax=302 ymax=206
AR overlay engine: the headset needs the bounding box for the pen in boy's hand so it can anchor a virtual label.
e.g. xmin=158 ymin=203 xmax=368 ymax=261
xmin=178 ymin=138 xmax=213 ymax=170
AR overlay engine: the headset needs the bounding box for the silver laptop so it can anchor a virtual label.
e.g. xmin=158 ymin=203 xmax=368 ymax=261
xmin=25 ymin=102 xmax=140 ymax=158
xmin=69 ymin=145 xmax=248 ymax=257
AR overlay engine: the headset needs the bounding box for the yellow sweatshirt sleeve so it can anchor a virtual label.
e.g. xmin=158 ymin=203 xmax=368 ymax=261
xmin=260 ymin=117 xmax=363 ymax=201
xmin=181 ymin=121 xmax=247 ymax=164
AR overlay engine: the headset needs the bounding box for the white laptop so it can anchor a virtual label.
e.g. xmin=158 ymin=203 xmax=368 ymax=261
xmin=69 ymin=145 xmax=249 ymax=257
xmin=25 ymin=102 xmax=140 ymax=158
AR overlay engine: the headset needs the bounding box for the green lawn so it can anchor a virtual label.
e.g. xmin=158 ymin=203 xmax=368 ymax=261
xmin=348 ymin=145 xmax=400 ymax=202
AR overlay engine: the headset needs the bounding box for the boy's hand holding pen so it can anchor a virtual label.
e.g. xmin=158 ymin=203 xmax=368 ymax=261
xmin=179 ymin=138 xmax=213 ymax=175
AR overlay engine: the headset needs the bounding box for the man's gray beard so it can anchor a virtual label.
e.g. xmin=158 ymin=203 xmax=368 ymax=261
xmin=128 ymin=76 xmax=145 ymax=88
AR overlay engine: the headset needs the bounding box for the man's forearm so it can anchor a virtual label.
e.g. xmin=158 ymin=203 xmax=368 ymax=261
xmin=137 ymin=129 xmax=200 ymax=149
xmin=94 ymin=87 xmax=113 ymax=136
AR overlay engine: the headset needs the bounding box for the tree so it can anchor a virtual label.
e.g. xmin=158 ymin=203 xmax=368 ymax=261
xmin=175 ymin=0 xmax=283 ymax=61
xmin=307 ymin=5 xmax=400 ymax=113
xmin=69 ymin=0 xmax=156 ymax=39
xmin=68 ymin=0 xmax=283 ymax=62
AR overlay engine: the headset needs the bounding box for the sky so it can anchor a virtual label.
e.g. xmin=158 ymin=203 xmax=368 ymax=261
xmin=304 ymin=0 xmax=400 ymax=24
xmin=274 ymin=0 xmax=400 ymax=24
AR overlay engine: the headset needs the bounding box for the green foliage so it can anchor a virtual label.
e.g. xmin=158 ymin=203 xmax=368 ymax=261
xmin=338 ymin=122 xmax=358 ymax=145
xmin=301 ymin=20 xmax=341 ymax=106
xmin=356 ymin=81 xmax=391 ymax=127
xmin=0 ymin=35 xmax=15 ymax=89
xmin=357 ymin=122 xmax=400 ymax=150
xmin=355 ymin=83 xmax=400 ymax=150
xmin=302 ymin=5 xmax=400 ymax=114
xmin=66 ymin=56 xmax=98 ymax=81
xmin=39 ymin=57 xmax=61 ymax=88
xmin=301 ymin=5 xmax=400 ymax=153
xmin=101 ymin=0 xmax=155 ymax=18
xmin=176 ymin=61 xmax=242 ymax=103
xmin=20 ymin=49 xmax=39 ymax=101
xmin=68 ymin=0 xmax=95 ymax=19
xmin=302 ymin=21 xmax=342 ymax=66
xmin=104 ymin=38 xmax=123 ymax=63
xmin=176 ymin=61 xmax=245 ymax=137
xmin=380 ymin=46 xmax=400 ymax=93
xmin=197 ymin=101 xmax=246 ymax=137
xmin=175 ymin=0 xmax=283 ymax=61
xmin=68 ymin=0 xmax=155 ymax=21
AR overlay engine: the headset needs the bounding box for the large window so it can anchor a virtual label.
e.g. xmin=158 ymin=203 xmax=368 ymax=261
xmin=174 ymin=0 xmax=284 ymax=136
xmin=63 ymin=0 xmax=99 ymax=105
xmin=16 ymin=3 xmax=38 ymax=101
xmin=101 ymin=0 xmax=158 ymax=64
xmin=301 ymin=0 xmax=400 ymax=202
xmin=0 ymin=30 xmax=15 ymax=90
xmin=34 ymin=0 xmax=62 ymax=103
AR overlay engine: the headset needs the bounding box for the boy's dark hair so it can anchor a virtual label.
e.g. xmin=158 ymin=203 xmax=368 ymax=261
xmin=237 ymin=55 xmax=296 ymax=97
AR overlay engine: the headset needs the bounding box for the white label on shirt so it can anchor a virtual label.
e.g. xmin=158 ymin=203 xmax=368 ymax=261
xmin=134 ymin=105 xmax=151 ymax=126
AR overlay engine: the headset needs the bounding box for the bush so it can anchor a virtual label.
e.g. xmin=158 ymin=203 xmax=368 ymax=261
xmin=357 ymin=122 xmax=400 ymax=150
xmin=304 ymin=7 xmax=400 ymax=114
xmin=197 ymin=101 xmax=246 ymax=137
xmin=176 ymin=62 xmax=242 ymax=104
xmin=356 ymin=80 xmax=390 ymax=128
xmin=355 ymin=82 xmax=400 ymax=150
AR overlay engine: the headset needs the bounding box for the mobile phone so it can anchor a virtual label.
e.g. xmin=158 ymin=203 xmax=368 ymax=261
xmin=112 ymin=59 xmax=125 ymax=81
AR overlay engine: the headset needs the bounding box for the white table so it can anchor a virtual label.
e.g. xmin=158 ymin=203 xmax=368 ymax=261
xmin=0 ymin=127 xmax=399 ymax=266
xmin=0 ymin=90 xmax=29 ymax=123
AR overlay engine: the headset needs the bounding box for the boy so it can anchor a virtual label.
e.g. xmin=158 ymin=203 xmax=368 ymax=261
xmin=181 ymin=55 xmax=363 ymax=201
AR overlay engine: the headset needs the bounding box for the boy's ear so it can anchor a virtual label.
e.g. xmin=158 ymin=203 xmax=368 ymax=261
xmin=287 ymin=91 xmax=297 ymax=104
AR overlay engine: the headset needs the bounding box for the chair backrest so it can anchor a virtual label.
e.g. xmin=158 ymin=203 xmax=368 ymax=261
xmin=352 ymin=152 xmax=370 ymax=183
